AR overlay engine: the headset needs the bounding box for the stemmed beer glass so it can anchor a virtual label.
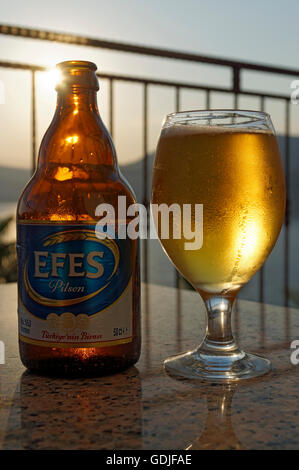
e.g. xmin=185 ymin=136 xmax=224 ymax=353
xmin=151 ymin=110 xmax=286 ymax=381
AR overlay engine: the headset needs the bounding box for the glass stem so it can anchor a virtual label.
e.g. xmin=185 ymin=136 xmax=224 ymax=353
xmin=199 ymin=295 xmax=242 ymax=357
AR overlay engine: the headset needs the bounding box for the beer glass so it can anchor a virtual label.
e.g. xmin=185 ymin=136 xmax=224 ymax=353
xmin=151 ymin=110 xmax=286 ymax=381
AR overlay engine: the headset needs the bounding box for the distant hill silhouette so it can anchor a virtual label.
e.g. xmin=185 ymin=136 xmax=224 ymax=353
xmin=0 ymin=166 xmax=31 ymax=202
xmin=120 ymin=154 xmax=155 ymax=203
xmin=0 ymin=140 xmax=298 ymax=307
xmin=0 ymin=155 xmax=156 ymax=205
xmin=0 ymin=134 xmax=298 ymax=219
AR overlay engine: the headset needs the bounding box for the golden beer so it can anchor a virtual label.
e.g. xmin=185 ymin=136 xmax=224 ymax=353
xmin=152 ymin=125 xmax=286 ymax=294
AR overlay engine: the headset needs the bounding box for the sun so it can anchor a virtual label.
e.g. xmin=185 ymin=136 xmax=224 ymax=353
xmin=39 ymin=68 xmax=62 ymax=92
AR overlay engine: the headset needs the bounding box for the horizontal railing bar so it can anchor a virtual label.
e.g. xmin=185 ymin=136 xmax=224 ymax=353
xmin=0 ymin=60 xmax=45 ymax=72
xmin=0 ymin=60 xmax=291 ymax=101
xmin=1 ymin=24 xmax=299 ymax=77
xmin=100 ymin=72 xmax=273 ymax=96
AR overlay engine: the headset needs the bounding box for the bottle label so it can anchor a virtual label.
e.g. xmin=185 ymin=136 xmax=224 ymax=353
xmin=17 ymin=222 xmax=133 ymax=348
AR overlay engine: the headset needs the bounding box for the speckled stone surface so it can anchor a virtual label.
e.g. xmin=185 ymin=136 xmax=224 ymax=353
xmin=0 ymin=282 xmax=298 ymax=449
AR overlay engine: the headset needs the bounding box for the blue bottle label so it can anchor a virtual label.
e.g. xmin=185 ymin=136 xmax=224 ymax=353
xmin=17 ymin=222 xmax=133 ymax=348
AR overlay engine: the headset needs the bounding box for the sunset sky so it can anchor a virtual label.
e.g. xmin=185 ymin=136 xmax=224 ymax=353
xmin=1 ymin=0 xmax=299 ymax=169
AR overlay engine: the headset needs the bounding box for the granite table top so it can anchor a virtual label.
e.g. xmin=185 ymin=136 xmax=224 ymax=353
xmin=0 ymin=282 xmax=298 ymax=450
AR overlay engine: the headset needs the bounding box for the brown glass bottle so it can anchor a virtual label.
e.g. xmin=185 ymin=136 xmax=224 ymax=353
xmin=17 ymin=61 xmax=141 ymax=376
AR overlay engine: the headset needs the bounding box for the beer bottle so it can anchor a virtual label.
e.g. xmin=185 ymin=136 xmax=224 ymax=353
xmin=17 ymin=61 xmax=141 ymax=376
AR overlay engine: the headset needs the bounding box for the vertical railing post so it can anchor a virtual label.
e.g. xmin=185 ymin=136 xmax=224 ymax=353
xmin=233 ymin=66 xmax=240 ymax=109
xmin=142 ymin=83 xmax=150 ymax=358
xmin=284 ymin=99 xmax=290 ymax=307
xmin=109 ymin=78 xmax=114 ymax=139
xmin=142 ymin=82 xmax=149 ymax=287
xmin=258 ymin=96 xmax=266 ymax=347
xmin=232 ymin=70 xmax=240 ymax=333
xmin=143 ymin=83 xmax=148 ymax=208
xmin=174 ymin=86 xmax=182 ymax=349
xmin=175 ymin=86 xmax=180 ymax=113
xmin=175 ymin=85 xmax=180 ymax=291
xmin=259 ymin=96 xmax=265 ymax=306
xmin=31 ymin=69 xmax=37 ymax=174
xmin=233 ymin=66 xmax=240 ymax=94
xmin=206 ymin=89 xmax=210 ymax=109
xmin=233 ymin=92 xmax=239 ymax=109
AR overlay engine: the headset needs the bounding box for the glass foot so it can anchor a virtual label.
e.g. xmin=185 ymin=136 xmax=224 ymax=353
xmin=164 ymin=349 xmax=271 ymax=382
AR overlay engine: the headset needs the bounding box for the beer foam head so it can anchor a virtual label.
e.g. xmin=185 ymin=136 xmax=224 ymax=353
xmin=161 ymin=124 xmax=273 ymax=138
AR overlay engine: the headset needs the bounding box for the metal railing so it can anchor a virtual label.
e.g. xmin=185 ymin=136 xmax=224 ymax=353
xmin=0 ymin=24 xmax=295 ymax=315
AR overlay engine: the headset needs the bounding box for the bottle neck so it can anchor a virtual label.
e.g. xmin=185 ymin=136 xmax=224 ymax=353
xmin=37 ymin=87 xmax=117 ymax=170
xmin=55 ymin=89 xmax=99 ymax=116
